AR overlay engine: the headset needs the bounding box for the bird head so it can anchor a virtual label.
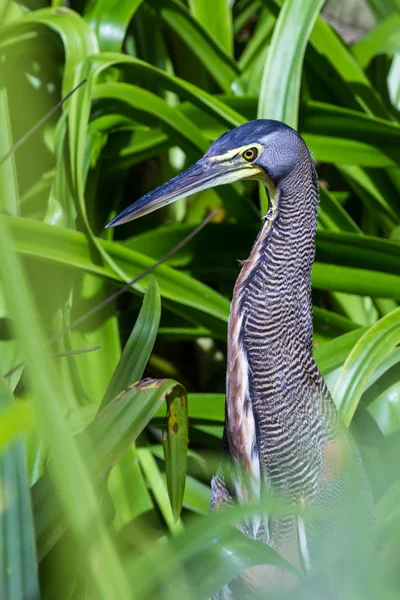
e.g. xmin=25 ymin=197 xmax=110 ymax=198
xmin=106 ymin=119 xmax=302 ymax=228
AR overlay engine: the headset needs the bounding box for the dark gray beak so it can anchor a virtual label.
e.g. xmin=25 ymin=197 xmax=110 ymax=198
xmin=105 ymin=157 xmax=261 ymax=228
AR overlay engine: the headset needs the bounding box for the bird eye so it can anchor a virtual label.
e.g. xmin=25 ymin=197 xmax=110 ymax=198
xmin=242 ymin=147 xmax=258 ymax=162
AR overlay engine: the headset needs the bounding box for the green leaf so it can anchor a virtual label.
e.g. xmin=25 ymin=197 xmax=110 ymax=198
xmin=85 ymin=0 xmax=144 ymax=52
xmin=93 ymin=82 xmax=210 ymax=154
xmin=0 ymin=214 xmax=131 ymax=598
xmin=131 ymin=501 xmax=300 ymax=599
xmin=258 ymin=0 xmax=325 ymax=128
xmin=315 ymin=230 xmax=400 ymax=274
xmin=162 ymin=383 xmax=188 ymax=522
xmin=153 ymin=0 xmax=239 ymax=91
xmin=157 ymin=327 xmax=211 ymax=341
xmin=367 ymin=0 xmax=400 ymax=20
xmin=0 ymin=59 xmax=19 ymax=216
xmin=304 ymin=134 xmax=400 ymax=168
xmin=238 ymin=9 xmax=274 ymax=73
xmin=0 ymin=7 xmax=99 ymax=94
xmin=34 ymin=378 xmax=186 ymax=558
xmin=188 ymin=0 xmax=233 ymax=56
xmin=339 ymin=165 xmax=400 ymax=227
xmin=314 ymin=327 xmax=368 ymax=375
xmin=183 ymin=527 xmax=296 ymax=599
xmin=138 ymin=447 xmax=183 ymax=534
xmin=313 ymin=306 xmax=360 ymax=337
xmin=302 ymin=100 xmax=400 ymax=143
xmin=182 ymin=474 xmax=210 ymax=514
xmin=154 ymin=392 xmax=224 ymax=423
xmin=100 ymin=276 xmax=161 ymax=410
xmin=262 ymin=0 xmax=388 ymax=114
xmin=312 ymin=263 xmax=400 ymax=299
xmin=367 ymin=370 xmax=400 ymax=436
xmin=334 ymin=308 xmax=400 ymax=426
xmin=6 ymin=215 xmax=231 ymax=328
xmin=0 ymin=379 xmax=39 ymax=600
xmin=352 ymin=13 xmax=400 ymax=67
xmin=0 ymin=400 xmax=35 ymax=453
xmin=318 ymin=187 xmax=361 ymax=233
xmin=86 ymin=379 xmax=186 ymax=482
xmin=306 ymin=6 xmax=388 ymax=116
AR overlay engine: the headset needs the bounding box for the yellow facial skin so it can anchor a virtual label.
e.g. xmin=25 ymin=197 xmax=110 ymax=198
xmin=210 ymin=143 xmax=276 ymax=208
xmin=209 ymin=142 xmax=265 ymax=165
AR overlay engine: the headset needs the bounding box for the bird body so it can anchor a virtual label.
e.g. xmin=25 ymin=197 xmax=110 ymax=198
xmin=107 ymin=120 xmax=374 ymax=598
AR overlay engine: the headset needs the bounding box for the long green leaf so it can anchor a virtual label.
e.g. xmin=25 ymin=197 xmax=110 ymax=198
xmin=302 ymin=100 xmax=400 ymax=142
xmin=258 ymin=0 xmax=325 ymax=128
xmin=85 ymin=0 xmax=144 ymax=52
xmin=314 ymin=328 xmax=368 ymax=375
xmin=6 ymin=215 xmax=231 ymax=325
xmin=334 ymin=308 xmax=400 ymax=426
xmin=163 ymin=382 xmax=188 ymax=522
xmin=316 ymin=231 xmax=400 ymax=274
xmin=0 ymin=215 xmax=130 ymax=598
xmin=153 ymin=0 xmax=239 ymax=91
xmin=100 ymin=276 xmax=161 ymax=410
xmin=138 ymin=447 xmax=183 ymax=534
xmin=0 ymin=7 xmax=99 ymax=93
xmin=0 ymin=59 xmax=19 ymax=216
xmin=352 ymin=13 xmax=400 ymax=67
xmin=262 ymin=0 xmax=388 ymax=116
xmin=188 ymin=0 xmax=233 ymax=56
xmin=304 ymin=134 xmax=399 ymax=168
xmin=130 ymin=500 xmax=300 ymax=599
xmin=339 ymin=165 xmax=400 ymax=226
xmin=312 ymin=262 xmax=400 ymax=299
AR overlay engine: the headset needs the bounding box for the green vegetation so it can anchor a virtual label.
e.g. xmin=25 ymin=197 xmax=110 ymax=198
xmin=0 ymin=0 xmax=400 ymax=598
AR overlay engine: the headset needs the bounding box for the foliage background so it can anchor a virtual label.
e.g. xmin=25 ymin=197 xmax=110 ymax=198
xmin=0 ymin=0 xmax=400 ymax=598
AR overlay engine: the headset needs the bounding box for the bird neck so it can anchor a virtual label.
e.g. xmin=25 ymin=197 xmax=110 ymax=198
xmin=233 ymin=163 xmax=318 ymax=352
xmin=225 ymin=161 xmax=320 ymax=478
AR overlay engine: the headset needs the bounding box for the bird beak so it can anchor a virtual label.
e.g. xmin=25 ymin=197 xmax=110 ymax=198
xmin=105 ymin=158 xmax=262 ymax=227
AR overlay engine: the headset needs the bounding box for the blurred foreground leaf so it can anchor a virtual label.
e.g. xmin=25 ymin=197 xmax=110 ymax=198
xmin=0 ymin=379 xmax=39 ymax=600
xmin=34 ymin=378 xmax=186 ymax=558
xmin=0 ymin=215 xmax=131 ymax=599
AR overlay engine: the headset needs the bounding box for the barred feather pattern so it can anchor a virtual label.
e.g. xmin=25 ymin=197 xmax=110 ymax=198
xmin=211 ymin=136 xmax=373 ymax=598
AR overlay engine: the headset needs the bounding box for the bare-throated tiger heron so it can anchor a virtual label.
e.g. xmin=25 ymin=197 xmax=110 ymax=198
xmin=107 ymin=120 xmax=373 ymax=597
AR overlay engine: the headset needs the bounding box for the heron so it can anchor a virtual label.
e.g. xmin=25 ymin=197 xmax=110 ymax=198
xmin=106 ymin=120 xmax=373 ymax=597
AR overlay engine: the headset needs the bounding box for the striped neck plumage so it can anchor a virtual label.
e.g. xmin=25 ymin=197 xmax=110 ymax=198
xmin=235 ymin=164 xmax=318 ymax=350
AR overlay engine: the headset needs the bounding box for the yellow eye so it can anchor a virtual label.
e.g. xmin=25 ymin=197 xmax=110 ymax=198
xmin=242 ymin=147 xmax=258 ymax=162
